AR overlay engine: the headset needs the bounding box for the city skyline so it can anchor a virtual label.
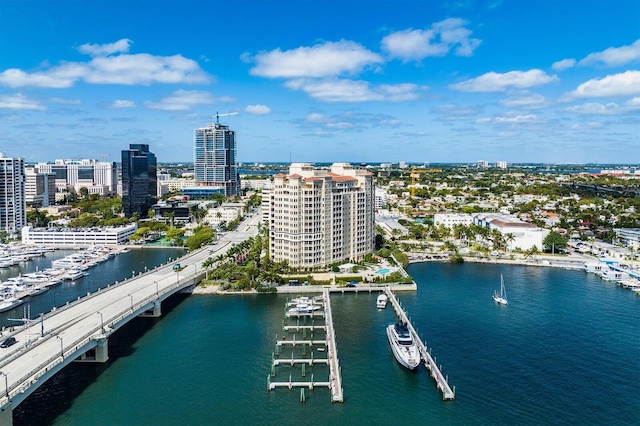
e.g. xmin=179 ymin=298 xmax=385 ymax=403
xmin=0 ymin=0 xmax=639 ymax=164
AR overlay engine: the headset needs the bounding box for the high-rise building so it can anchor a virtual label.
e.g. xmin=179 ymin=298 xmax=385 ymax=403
xmin=25 ymin=168 xmax=56 ymax=207
xmin=0 ymin=153 xmax=26 ymax=234
xmin=35 ymin=159 xmax=118 ymax=196
xmin=121 ymin=144 xmax=157 ymax=218
xmin=194 ymin=121 xmax=240 ymax=196
xmin=263 ymin=163 xmax=375 ymax=268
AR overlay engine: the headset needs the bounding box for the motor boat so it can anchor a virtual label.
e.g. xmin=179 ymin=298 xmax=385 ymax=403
xmin=377 ymin=294 xmax=388 ymax=309
xmin=386 ymin=322 xmax=420 ymax=370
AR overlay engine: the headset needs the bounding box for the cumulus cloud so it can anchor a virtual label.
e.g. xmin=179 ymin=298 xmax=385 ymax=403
xmin=249 ymin=40 xmax=383 ymax=78
xmin=579 ymin=39 xmax=640 ymax=67
xmin=449 ymin=69 xmax=558 ymax=92
xmin=570 ymin=70 xmax=640 ymax=98
xmin=381 ymin=18 xmax=481 ymax=61
xmin=144 ymin=90 xmax=215 ymax=110
xmin=245 ymin=104 xmax=271 ymax=115
xmin=0 ymin=93 xmax=46 ymax=110
xmin=552 ymin=58 xmax=576 ymax=71
xmin=0 ymin=44 xmax=211 ymax=88
xmin=78 ymin=38 xmax=132 ymax=56
xmin=284 ymin=78 xmax=419 ymax=102
xmin=565 ymin=97 xmax=640 ymax=115
xmin=297 ymin=111 xmax=401 ymax=132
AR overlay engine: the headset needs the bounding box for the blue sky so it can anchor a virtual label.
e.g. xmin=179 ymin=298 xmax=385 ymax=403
xmin=0 ymin=0 xmax=639 ymax=165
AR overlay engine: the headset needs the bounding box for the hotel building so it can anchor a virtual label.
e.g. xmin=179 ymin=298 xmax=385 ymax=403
xmin=0 ymin=153 xmax=26 ymax=234
xmin=263 ymin=163 xmax=375 ymax=268
xmin=25 ymin=168 xmax=56 ymax=207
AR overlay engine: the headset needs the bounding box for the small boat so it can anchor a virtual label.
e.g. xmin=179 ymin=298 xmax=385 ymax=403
xmin=493 ymin=274 xmax=508 ymax=305
xmin=386 ymin=322 xmax=420 ymax=370
xmin=376 ymin=293 xmax=388 ymax=309
xmin=27 ymin=285 xmax=48 ymax=297
xmin=316 ymin=347 xmax=326 ymax=352
xmin=285 ymin=301 xmax=323 ymax=317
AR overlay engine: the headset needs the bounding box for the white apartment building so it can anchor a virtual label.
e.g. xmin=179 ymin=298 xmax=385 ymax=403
xmin=206 ymin=203 xmax=244 ymax=227
xmin=434 ymin=213 xmax=473 ymax=228
xmin=614 ymin=228 xmax=640 ymax=251
xmin=263 ymin=163 xmax=374 ymax=268
xmin=374 ymin=187 xmax=388 ymax=209
xmin=25 ymin=168 xmax=56 ymax=207
xmin=0 ymin=153 xmax=26 ymax=234
xmin=21 ymin=223 xmax=137 ymax=246
xmin=473 ymin=213 xmax=550 ymax=251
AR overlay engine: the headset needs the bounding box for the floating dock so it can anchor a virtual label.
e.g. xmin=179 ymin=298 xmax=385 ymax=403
xmin=384 ymin=287 xmax=456 ymax=400
xmin=268 ymin=289 xmax=344 ymax=402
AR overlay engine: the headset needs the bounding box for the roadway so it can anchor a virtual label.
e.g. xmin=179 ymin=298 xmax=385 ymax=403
xmin=0 ymin=213 xmax=260 ymax=416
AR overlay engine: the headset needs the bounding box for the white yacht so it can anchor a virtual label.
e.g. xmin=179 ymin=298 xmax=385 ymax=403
xmin=376 ymin=294 xmax=388 ymax=309
xmin=0 ymin=295 xmax=24 ymax=313
xmin=63 ymin=268 xmax=88 ymax=281
xmin=386 ymin=322 xmax=420 ymax=370
xmin=285 ymin=297 xmax=323 ymax=317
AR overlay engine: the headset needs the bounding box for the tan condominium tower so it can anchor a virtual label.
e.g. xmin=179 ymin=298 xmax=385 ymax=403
xmin=263 ymin=163 xmax=375 ymax=269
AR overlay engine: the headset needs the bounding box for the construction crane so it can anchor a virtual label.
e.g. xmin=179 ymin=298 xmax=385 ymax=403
xmin=212 ymin=111 xmax=238 ymax=124
xmin=410 ymin=166 xmax=442 ymax=197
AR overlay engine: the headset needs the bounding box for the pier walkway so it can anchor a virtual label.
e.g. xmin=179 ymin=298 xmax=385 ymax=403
xmin=384 ymin=287 xmax=456 ymax=400
xmin=268 ymin=288 xmax=344 ymax=402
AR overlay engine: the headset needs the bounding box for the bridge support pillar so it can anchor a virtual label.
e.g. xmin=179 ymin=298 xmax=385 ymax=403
xmin=0 ymin=401 xmax=12 ymax=424
xmin=140 ymin=301 xmax=161 ymax=318
xmin=76 ymin=338 xmax=109 ymax=363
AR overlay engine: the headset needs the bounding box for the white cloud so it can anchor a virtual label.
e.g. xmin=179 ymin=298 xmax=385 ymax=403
xmin=565 ymin=97 xmax=640 ymax=115
xmin=0 ymin=50 xmax=210 ymax=88
xmin=144 ymin=90 xmax=215 ymax=110
xmin=500 ymin=92 xmax=549 ymax=109
xmin=579 ymin=39 xmax=640 ymax=67
xmin=0 ymin=93 xmax=46 ymax=110
xmin=552 ymin=58 xmax=576 ymax=71
xmin=285 ymin=78 xmax=419 ymax=102
xmin=382 ymin=18 xmax=481 ymax=61
xmin=450 ymin=69 xmax=558 ymax=92
xmin=570 ymin=70 xmax=640 ymax=98
xmin=245 ymin=104 xmax=271 ymax=115
xmin=476 ymin=113 xmax=542 ymax=124
xmin=110 ymin=100 xmax=136 ymax=108
xmin=78 ymin=38 xmax=132 ymax=57
xmin=249 ymin=40 xmax=383 ymax=78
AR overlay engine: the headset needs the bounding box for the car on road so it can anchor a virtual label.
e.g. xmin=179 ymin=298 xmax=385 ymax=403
xmin=0 ymin=337 xmax=17 ymax=348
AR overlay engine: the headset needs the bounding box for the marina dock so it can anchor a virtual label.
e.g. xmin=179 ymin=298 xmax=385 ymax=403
xmin=384 ymin=287 xmax=456 ymax=400
xmin=268 ymin=288 xmax=344 ymax=402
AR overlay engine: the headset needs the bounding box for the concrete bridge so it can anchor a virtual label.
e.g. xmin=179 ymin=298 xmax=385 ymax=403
xmin=0 ymin=215 xmax=260 ymax=424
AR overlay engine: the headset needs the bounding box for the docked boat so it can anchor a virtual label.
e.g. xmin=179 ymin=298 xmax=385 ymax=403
xmin=27 ymin=285 xmax=48 ymax=297
xmin=377 ymin=293 xmax=388 ymax=309
xmin=386 ymin=322 xmax=420 ymax=370
xmin=285 ymin=296 xmax=323 ymax=317
xmin=21 ymin=272 xmax=51 ymax=284
xmin=63 ymin=268 xmax=88 ymax=281
xmin=0 ymin=295 xmax=24 ymax=313
xmin=493 ymin=274 xmax=508 ymax=305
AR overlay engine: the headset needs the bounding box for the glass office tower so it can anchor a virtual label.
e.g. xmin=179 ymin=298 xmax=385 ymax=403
xmin=121 ymin=144 xmax=157 ymax=218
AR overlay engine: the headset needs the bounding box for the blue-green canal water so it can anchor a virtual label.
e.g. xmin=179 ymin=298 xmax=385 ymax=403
xmin=11 ymin=260 xmax=640 ymax=425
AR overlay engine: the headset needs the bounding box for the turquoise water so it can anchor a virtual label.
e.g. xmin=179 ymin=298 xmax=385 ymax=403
xmin=13 ymin=262 xmax=640 ymax=425
xmin=375 ymin=268 xmax=390 ymax=275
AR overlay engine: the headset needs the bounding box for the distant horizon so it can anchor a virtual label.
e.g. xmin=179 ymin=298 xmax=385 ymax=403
xmin=1 ymin=1 xmax=638 ymax=163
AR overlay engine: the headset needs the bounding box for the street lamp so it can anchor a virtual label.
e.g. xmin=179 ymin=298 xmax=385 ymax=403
xmin=154 ymin=281 xmax=159 ymax=298
xmin=97 ymin=311 xmax=104 ymax=333
xmin=56 ymin=335 xmax=64 ymax=358
xmin=128 ymin=294 xmax=134 ymax=311
xmin=0 ymin=371 xmax=8 ymax=398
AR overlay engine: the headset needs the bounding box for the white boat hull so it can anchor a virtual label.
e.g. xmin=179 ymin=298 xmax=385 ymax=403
xmin=386 ymin=324 xmax=420 ymax=370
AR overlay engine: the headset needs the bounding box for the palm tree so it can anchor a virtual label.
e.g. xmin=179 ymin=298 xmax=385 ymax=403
xmin=505 ymin=233 xmax=515 ymax=252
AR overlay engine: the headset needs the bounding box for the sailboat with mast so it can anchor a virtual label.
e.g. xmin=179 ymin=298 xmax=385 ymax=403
xmin=493 ymin=274 xmax=508 ymax=305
